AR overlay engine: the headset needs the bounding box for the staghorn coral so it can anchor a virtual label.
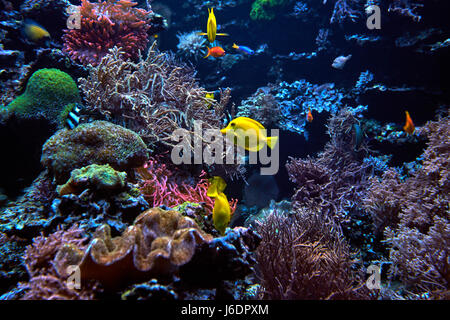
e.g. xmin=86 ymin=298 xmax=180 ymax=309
xmin=41 ymin=120 xmax=148 ymax=184
xmin=78 ymin=43 xmax=231 ymax=149
xmin=62 ymin=0 xmax=154 ymax=66
xmin=135 ymin=156 xmax=238 ymax=216
xmin=254 ymin=207 xmax=372 ymax=299
xmin=364 ymin=113 xmax=450 ymax=297
xmin=54 ymin=207 xmax=214 ymax=290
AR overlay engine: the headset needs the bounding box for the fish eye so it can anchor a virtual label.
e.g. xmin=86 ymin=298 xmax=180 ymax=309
xmin=230 ymin=122 xmax=236 ymax=127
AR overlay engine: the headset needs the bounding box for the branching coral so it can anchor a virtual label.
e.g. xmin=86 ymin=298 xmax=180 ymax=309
xmin=63 ymin=0 xmax=153 ymax=66
xmin=236 ymin=87 xmax=281 ymax=128
xmin=286 ymin=108 xmax=372 ymax=223
xmin=135 ymin=156 xmax=238 ymax=215
xmin=363 ymin=113 xmax=450 ymax=297
xmin=255 ymin=207 xmax=372 ymax=299
xmin=330 ymin=0 xmax=362 ymax=24
xmin=78 ymin=43 xmax=231 ymax=149
xmin=388 ymin=0 xmax=424 ymax=22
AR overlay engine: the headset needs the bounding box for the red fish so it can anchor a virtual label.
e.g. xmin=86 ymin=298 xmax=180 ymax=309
xmin=307 ymin=109 xmax=313 ymax=123
xmin=204 ymin=46 xmax=226 ymax=58
xmin=403 ymin=111 xmax=415 ymax=135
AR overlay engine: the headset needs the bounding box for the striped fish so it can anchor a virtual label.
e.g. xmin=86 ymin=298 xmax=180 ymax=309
xmin=65 ymin=104 xmax=83 ymax=129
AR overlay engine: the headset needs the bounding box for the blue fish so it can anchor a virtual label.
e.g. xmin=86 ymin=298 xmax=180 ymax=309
xmin=232 ymin=43 xmax=254 ymax=55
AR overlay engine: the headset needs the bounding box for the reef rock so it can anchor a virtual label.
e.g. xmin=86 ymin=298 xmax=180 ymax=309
xmin=41 ymin=121 xmax=148 ymax=184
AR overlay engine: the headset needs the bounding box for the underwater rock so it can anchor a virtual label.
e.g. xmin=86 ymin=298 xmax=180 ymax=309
xmin=6 ymin=68 xmax=81 ymax=128
xmin=57 ymin=164 xmax=127 ymax=196
xmin=179 ymin=227 xmax=261 ymax=288
xmin=0 ymin=233 xmax=28 ymax=296
xmin=41 ymin=121 xmax=148 ymax=184
xmin=121 ymin=279 xmax=178 ymax=300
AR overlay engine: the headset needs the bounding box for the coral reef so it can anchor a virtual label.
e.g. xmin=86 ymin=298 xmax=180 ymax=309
xmin=62 ymin=0 xmax=157 ymax=66
xmin=5 ymin=68 xmax=81 ymax=128
xmin=54 ymin=207 xmax=214 ymax=290
xmin=236 ymin=87 xmax=281 ymax=128
xmin=57 ymin=164 xmax=127 ymax=196
xmin=255 ymin=206 xmax=372 ymax=299
xmin=176 ymin=30 xmax=207 ymax=60
xmin=250 ymin=0 xmax=290 ymax=20
xmin=286 ymin=108 xmax=372 ymax=223
xmin=78 ymin=43 xmax=231 ymax=149
xmin=136 ymin=156 xmax=238 ymax=216
xmin=41 ymin=120 xmax=148 ymax=184
xmin=364 ymin=114 xmax=450 ymax=297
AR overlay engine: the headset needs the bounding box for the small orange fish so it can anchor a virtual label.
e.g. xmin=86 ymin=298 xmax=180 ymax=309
xmin=204 ymin=46 xmax=226 ymax=58
xmin=403 ymin=111 xmax=415 ymax=135
xmin=307 ymin=109 xmax=313 ymax=123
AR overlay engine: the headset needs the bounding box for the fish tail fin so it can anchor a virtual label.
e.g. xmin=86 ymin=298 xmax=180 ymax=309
xmin=266 ymin=136 xmax=279 ymax=150
xmin=204 ymin=47 xmax=211 ymax=58
xmin=232 ymin=43 xmax=238 ymax=49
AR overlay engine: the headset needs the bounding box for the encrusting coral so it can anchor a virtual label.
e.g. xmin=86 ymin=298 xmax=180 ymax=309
xmin=41 ymin=120 xmax=148 ymax=184
xmin=364 ymin=113 xmax=450 ymax=298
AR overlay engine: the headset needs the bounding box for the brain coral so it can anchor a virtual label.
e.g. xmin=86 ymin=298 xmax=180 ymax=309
xmin=41 ymin=120 xmax=148 ymax=184
xmin=55 ymin=207 xmax=213 ymax=290
xmin=6 ymin=68 xmax=81 ymax=127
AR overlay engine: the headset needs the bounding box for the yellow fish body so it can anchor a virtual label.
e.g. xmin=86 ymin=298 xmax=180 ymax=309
xmin=220 ymin=117 xmax=278 ymax=152
xmin=23 ymin=20 xmax=50 ymax=42
xmin=212 ymin=192 xmax=231 ymax=235
xmin=207 ymin=176 xmax=226 ymax=197
xmin=197 ymin=8 xmax=228 ymax=43
xmin=205 ymin=92 xmax=215 ymax=108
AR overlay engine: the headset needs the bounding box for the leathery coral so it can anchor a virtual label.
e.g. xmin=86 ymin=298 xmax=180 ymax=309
xmin=54 ymin=208 xmax=214 ymax=290
xmin=78 ymin=43 xmax=231 ymax=149
xmin=63 ymin=0 xmax=152 ymax=66
xmin=364 ymin=113 xmax=450 ymax=297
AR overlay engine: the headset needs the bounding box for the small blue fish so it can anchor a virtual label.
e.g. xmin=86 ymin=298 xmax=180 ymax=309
xmin=232 ymin=43 xmax=254 ymax=55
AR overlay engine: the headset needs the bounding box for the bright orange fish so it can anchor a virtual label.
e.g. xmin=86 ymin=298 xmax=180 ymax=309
xmin=307 ymin=109 xmax=313 ymax=123
xmin=403 ymin=111 xmax=415 ymax=135
xmin=204 ymin=46 xmax=226 ymax=58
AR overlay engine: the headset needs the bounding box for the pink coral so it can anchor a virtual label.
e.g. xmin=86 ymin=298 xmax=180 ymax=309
xmin=135 ymin=156 xmax=237 ymax=215
xmin=63 ymin=0 xmax=152 ymax=66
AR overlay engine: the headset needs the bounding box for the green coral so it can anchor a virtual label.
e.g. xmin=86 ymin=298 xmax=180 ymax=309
xmin=57 ymin=164 xmax=127 ymax=196
xmin=6 ymin=68 xmax=81 ymax=127
xmin=41 ymin=121 xmax=148 ymax=184
xmin=250 ymin=0 xmax=290 ymax=20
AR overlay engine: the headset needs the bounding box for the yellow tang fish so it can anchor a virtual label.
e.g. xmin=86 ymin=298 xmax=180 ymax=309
xmin=207 ymin=176 xmax=226 ymax=197
xmin=22 ymin=19 xmax=50 ymax=42
xmin=220 ymin=117 xmax=278 ymax=152
xmin=212 ymin=192 xmax=231 ymax=235
xmin=197 ymin=8 xmax=228 ymax=43
xmin=205 ymin=92 xmax=214 ymax=100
